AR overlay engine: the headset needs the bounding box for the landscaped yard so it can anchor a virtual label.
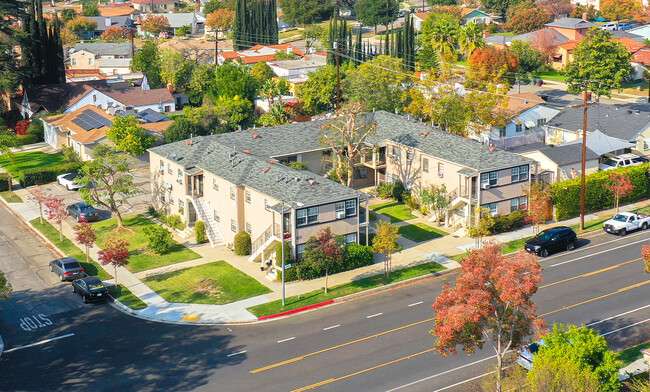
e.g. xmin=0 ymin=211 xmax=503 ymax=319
xmin=247 ymin=261 xmax=446 ymax=317
xmin=109 ymin=284 xmax=147 ymax=310
xmin=398 ymin=223 xmax=447 ymax=242
xmin=1 ymin=191 xmax=22 ymax=203
xmin=0 ymin=151 xmax=66 ymax=178
xmin=92 ymin=214 xmax=201 ymax=273
xmin=370 ymin=201 xmax=415 ymax=223
xmin=30 ymin=218 xmax=111 ymax=280
xmin=617 ymin=340 xmax=650 ymax=367
xmin=535 ymin=70 xmax=567 ymax=82
xmin=143 ymin=261 xmax=271 ymax=304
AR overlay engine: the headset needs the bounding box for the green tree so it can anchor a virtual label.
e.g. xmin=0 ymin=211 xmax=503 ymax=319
xmin=302 ymin=227 xmax=345 ymax=293
xmin=529 ymin=324 xmax=620 ymax=392
xmin=203 ymin=0 xmax=223 ymax=15
xmin=164 ymin=117 xmax=199 ymax=143
xmin=160 ymin=49 xmax=195 ymax=93
xmin=566 ymin=28 xmax=633 ymax=98
xmin=459 ymin=22 xmax=486 ymax=59
xmin=482 ymin=0 xmax=524 ymax=17
xmin=296 ymin=65 xmax=340 ymax=114
xmin=0 ymin=270 xmax=12 ymax=301
xmin=509 ymin=39 xmax=544 ymax=74
xmin=345 ymin=55 xmax=413 ymax=112
xmin=78 ymin=145 xmax=140 ymax=229
xmin=60 ymin=8 xmax=76 ymax=24
xmin=131 ymin=40 xmax=163 ymax=88
xmin=427 ymin=0 xmax=457 ymax=5
xmin=210 ymin=61 xmax=257 ymax=102
xmin=250 ymin=61 xmax=275 ymax=86
xmin=279 ymin=0 xmax=334 ymax=25
xmin=212 ymin=95 xmax=255 ymax=133
xmin=422 ymin=13 xmax=460 ymax=64
xmin=187 ymin=63 xmax=215 ymax=105
xmin=142 ymin=225 xmax=173 ymax=254
xmin=106 ymin=115 xmax=155 ymax=156
xmin=467 ymin=206 xmax=495 ymax=247
xmin=354 ymin=0 xmax=399 ymax=32
xmin=82 ymin=3 xmax=100 ymax=16
xmin=175 ymin=25 xmax=192 ymax=36
xmin=66 ymin=16 xmax=96 ymax=38
xmin=0 ymin=40 xmax=22 ymax=104
xmin=372 ymin=220 xmax=401 ymax=276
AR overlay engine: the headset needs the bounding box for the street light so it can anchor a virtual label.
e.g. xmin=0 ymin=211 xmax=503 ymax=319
xmin=281 ymin=201 xmax=303 ymax=306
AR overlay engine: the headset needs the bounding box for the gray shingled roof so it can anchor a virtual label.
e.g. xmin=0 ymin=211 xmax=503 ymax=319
xmin=547 ymin=104 xmax=650 ymax=142
xmin=510 ymin=28 xmax=570 ymax=47
xmin=149 ymin=136 xmax=360 ymax=207
xmin=87 ymin=16 xmax=133 ymax=32
xmin=73 ymin=42 xmax=132 ymax=56
xmin=544 ymin=17 xmax=596 ymax=30
xmin=537 ymin=143 xmax=599 ymax=166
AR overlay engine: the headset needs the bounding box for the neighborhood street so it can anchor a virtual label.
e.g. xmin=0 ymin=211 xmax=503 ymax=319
xmin=0 ymin=202 xmax=648 ymax=392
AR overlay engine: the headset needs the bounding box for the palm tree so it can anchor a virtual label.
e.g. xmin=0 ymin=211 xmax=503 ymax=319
xmin=459 ymin=22 xmax=486 ymax=59
xmin=260 ymin=79 xmax=277 ymax=108
xmin=429 ymin=18 xmax=459 ymax=65
xmin=0 ymin=132 xmax=19 ymax=194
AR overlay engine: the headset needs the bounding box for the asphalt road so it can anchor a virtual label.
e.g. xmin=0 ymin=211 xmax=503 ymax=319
xmin=0 ymin=201 xmax=648 ymax=391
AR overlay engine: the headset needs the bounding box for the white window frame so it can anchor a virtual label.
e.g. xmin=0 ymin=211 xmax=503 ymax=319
xmin=345 ymin=233 xmax=357 ymax=244
xmin=296 ymin=209 xmax=307 ymax=226
xmin=72 ymin=57 xmax=78 ymax=66
xmin=230 ymin=187 xmax=236 ymax=200
xmin=345 ymin=200 xmax=356 ymax=216
xmin=213 ymin=178 xmax=219 ymax=190
xmin=168 ymin=163 xmax=173 ymax=174
xmin=245 ymin=190 xmax=251 ymax=203
xmin=422 ymin=158 xmax=429 ymax=173
xmin=335 ymin=201 xmax=345 ymax=217
xmin=307 ymin=207 xmax=318 ymax=224
xmin=296 ymin=244 xmax=306 ymax=260
xmin=438 ymin=162 xmax=444 ymax=178
xmin=246 ymin=222 xmax=252 ymax=234
xmin=515 ymin=123 xmax=523 ymax=133
xmin=230 ymin=219 xmax=237 ymax=232
xmin=213 ymin=210 xmax=220 ymax=222
xmin=481 ymin=171 xmax=498 ymax=186
xmin=264 ymin=199 xmax=271 ymax=211
xmin=511 ymin=165 xmax=528 ymax=183
xmin=483 ymin=202 xmax=498 ymax=216
xmin=510 ymin=198 xmax=519 ymax=213
xmin=519 ymin=196 xmax=528 ymax=210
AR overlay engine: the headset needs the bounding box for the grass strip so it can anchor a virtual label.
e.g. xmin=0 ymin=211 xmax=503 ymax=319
xmin=617 ymin=341 xmax=650 ymax=367
xmin=30 ymin=218 xmax=111 ymax=280
xmin=370 ymin=201 xmax=415 ymax=223
xmin=109 ymin=284 xmax=147 ymax=310
xmin=0 ymin=191 xmax=22 ymax=203
xmin=248 ymin=261 xmax=446 ymax=317
xmin=398 ymin=223 xmax=447 ymax=242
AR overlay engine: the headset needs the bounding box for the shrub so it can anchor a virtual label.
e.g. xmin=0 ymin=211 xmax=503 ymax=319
xmin=377 ymin=182 xmax=394 ymax=199
xmin=61 ymin=145 xmax=80 ymax=162
xmin=391 ymin=181 xmax=405 ymax=201
xmin=285 ymin=243 xmax=375 ymax=281
xmin=19 ymin=162 xmax=84 ymax=187
xmin=16 ymin=134 xmax=38 ymax=146
xmin=26 ymin=120 xmax=44 ymax=141
xmin=490 ymin=209 xmax=528 ymax=234
xmin=551 ymin=164 xmax=650 ymax=220
xmin=403 ymin=190 xmax=420 ymax=210
xmin=142 ymin=225 xmax=173 ymax=254
xmin=146 ymin=205 xmax=158 ymax=217
xmin=343 ymin=243 xmax=374 ymax=270
xmin=166 ymin=214 xmax=184 ymax=230
xmin=0 ymin=173 xmax=8 ymax=192
xmin=275 ymin=241 xmax=292 ymax=265
xmin=288 ymin=161 xmax=309 ymax=170
xmin=195 ymin=221 xmax=207 ymax=244
xmin=234 ymin=231 xmax=251 ymax=255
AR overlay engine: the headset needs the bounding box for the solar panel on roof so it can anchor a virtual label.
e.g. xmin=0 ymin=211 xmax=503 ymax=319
xmin=84 ymin=110 xmax=111 ymax=127
xmin=139 ymin=109 xmax=168 ymax=123
xmin=72 ymin=117 xmax=95 ymax=131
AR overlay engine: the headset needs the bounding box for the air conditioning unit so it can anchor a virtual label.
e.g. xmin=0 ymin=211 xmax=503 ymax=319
xmin=406 ymin=159 xmax=412 ymax=164
xmin=438 ymin=173 xmax=444 ymax=178
xmin=159 ymin=169 xmax=164 ymax=174
xmin=336 ymin=211 xmax=346 ymax=219
xmin=481 ymin=183 xmax=491 ymax=189
xmin=176 ymin=178 xmax=183 ymax=184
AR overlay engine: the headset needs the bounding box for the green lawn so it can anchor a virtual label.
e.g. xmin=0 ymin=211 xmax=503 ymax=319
xmin=569 ymin=217 xmax=609 ymax=233
xmin=0 ymin=151 xmax=66 ymax=178
xmin=109 ymin=284 xmax=147 ymax=310
xmin=617 ymin=341 xmax=650 ymax=367
xmin=398 ymin=223 xmax=447 ymax=242
xmin=248 ymin=261 xmax=446 ymax=317
xmin=535 ymin=70 xmax=568 ymax=82
xmin=501 ymin=237 xmax=532 ymax=255
xmin=143 ymin=261 xmax=271 ymax=305
xmin=30 ymin=218 xmax=111 ymax=280
xmin=370 ymin=201 xmax=415 ymax=223
xmin=0 ymin=191 xmax=22 ymax=203
xmin=92 ymin=214 xmax=201 ymax=273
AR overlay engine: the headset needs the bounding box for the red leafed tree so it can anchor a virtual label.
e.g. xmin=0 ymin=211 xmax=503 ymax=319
xmin=468 ymin=46 xmax=519 ymax=87
xmin=98 ymin=237 xmax=130 ymax=285
xmin=141 ymin=15 xmax=170 ymax=36
xmin=28 ymin=186 xmax=50 ymax=224
xmin=505 ymin=5 xmax=551 ymax=35
xmin=431 ymin=242 xmax=545 ymax=392
xmin=45 ymin=196 xmax=69 ymax=242
xmin=525 ymin=182 xmax=552 ymax=235
xmin=537 ymin=0 xmax=575 ymax=20
xmin=608 ymin=170 xmax=634 ymax=213
xmin=642 ymin=243 xmax=650 ymax=273
xmin=302 ymin=227 xmax=345 ymax=294
xmin=74 ymin=219 xmax=96 ymax=263
xmin=530 ymin=29 xmax=558 ymax=65
xmin=101 ymin=26 xmax=129 ymax=42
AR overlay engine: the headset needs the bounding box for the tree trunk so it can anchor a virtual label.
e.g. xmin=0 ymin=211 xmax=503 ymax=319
xmin=7 ymin=177 xmax=12 ymax=196
xmin=115 ymin=208 xmax=124 ymax=228
xmin=86 ymin=245 xmax=89 ymax=263
xmin=324 ymin=269 xmax=328 ymax=294
xmin=59 ymin=221 xmax=63 ymax=242
xmin=39 ymin=204 xmax=43 ymax=224
xmin=114 ymin=264 xmax=118 ymax=286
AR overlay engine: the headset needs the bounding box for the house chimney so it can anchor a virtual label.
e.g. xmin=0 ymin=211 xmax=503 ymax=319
xmin=483 ymin=30 xmax=490 ymax=38
xmin=136 ymin=16 xmax=142 ymax=24
xmin=582 ymin=12 xmax=588 ymax=21
xmin=105 ymin=17 xmax=111 ymax=27
xmin=166 ymin=83 xmax=174 ymax=94
xmin=286 ymin=46 xmax=293 ymax=55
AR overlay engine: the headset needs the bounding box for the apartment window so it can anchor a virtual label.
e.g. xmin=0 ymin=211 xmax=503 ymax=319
xmin=160 ymin=160 xmax=164 ymax=170
xmin=511 ymin=165 xmax=529 ymax=182
xmin=88 ymin=57 xmax=94 ymax=66
xmin=296 ymin=207 xmax=318 ymax=226
xmin=519 ymin=196 xmax=528 ymax=210
xmin=483 ymin=202 xmax=498 ymax=216
xmin=422 ymin=158 xmax=429 ymax=173
xmin=406 ymin=150 xmax=413 ymax=161
xmin=179 ymin=200 xmax=184 ymax=211
xmin=213 ymin=210 xmax=220 ymax=222
xmin=438 ymin=163 xmax=444 ymax=178
xmin=296 ymin=209 xmax=307 ymax=226
xmin=168 ymin=163 xmax=173 ymax=174
xmin=515 ymin=123 xmax=523 ymax=133
xmin=72 ymin=58 xmax=77 ymax=66
xmin=481 ymin=171 xmax=498 ymax=187
xmin=296 ymin=244 xmax=306 ymax=260
xmin=161 ymin=194 xmax=166 ymax=204
xmin=345 ymin=200 xmax=356 ymax=216
xmin=245 ymin=190 xmax=251 ymax=203
xmin=498 ymin=128 xmax=506 ymax=138
xmin=265 ymin=199 xmax=271 ymax=211
xmin=335 ymin=201 xmax=345 ymax=217
xmin=177 ymin=168 xmax=183 ymax=178
xmin=230 ymin=219 xmax=237 ymax=232
xmin=307 ymin=207 xmax=318 ymax=224
xmin=537 ymin=118 xmax=546 ymax=127
xmin=392 ymin=146 xmax=401 ymax=159
xmin=246 ymin=222 xmax=252 ymax=234
xmin=230 ymin=187 xmax=235 ymax=200
xmin=345 ymin=233 xmax=357 ymax=244
xmin=510 ymin=198 xmax=519 ymax=213
xmin=213 ymin=178 xmax=219 ymax=190
xmin=168 ymin=193 xmax=174 ymax=205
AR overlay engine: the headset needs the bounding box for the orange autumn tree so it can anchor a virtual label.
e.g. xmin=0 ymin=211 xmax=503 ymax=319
xmin=101 ymin=26 xmax=129 ymax=42
xmin=526 ymin=182 xmax=552 ymax=235
xmin=642 ymin=243 xmax=650 ymax=273
xmin=141 ymin=15 xmax=170 ymax=36
xmin=608 ymin=170 xmax=634 ymax=213
xmin=467 ymin=46 xmax=519 ymax=87
xmin=431 ymin=242 xmax=545 ymax=392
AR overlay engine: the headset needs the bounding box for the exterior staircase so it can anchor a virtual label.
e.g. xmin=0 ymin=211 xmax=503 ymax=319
xmin=192 ymin=197 xmax=225 ymax=247
xmin=176 ymin=226 xmax=195 ymax=239
xmin=248 ymin=223 xmax=281 ymax=262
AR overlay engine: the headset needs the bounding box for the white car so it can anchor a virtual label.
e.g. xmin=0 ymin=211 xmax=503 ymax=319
xmin=517 ymin=340 xmax=543 ymax=371
xmin=598 ymin=153 xmax=647 ymax=171
xmin=603 ymin=211 xmax=650 ymax=236
xmin=57 ymin=173 xmax=84 ymax=191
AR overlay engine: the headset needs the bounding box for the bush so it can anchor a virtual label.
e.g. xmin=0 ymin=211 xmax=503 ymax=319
xmin=61 ymin=145 xmax=80 ymax=162
xmin=19 ymin=162 xmax=84 ymax=187
xmin=0 ymin=173 xmax=8 ymax=192
xmin=195 ymin=221 xmax=207 ymax=244
xmin=284 ymin=243 xmax=375 ymax=281
xmin=392 ymin=181 xmax=405 ymax=201
xmin=146 ymin=205 xmax=158 ymax=217
xmin=275 ymin=241 xmax=292 ymax=265
xmin=343 ymin=243 xmax=374 ymax=270
xmin=16 ymin=134 xmax=38 ymax=146
xmin=490 ymin=209 xmax=528 ymax=234
xmin=551 ymin=164 xmax=650 ymax=220
xmin=377 ymin=182 xmax=394 ymax=199
xmin=403 ymin=190 xmax=420 ymax=210
xmin=142 ymin=225 xmax=173 ymax=254
xmin=234 ymin=231 xmax=251 ymax=255
xmin=166 ymin=214 xmax=184 ymax=230
xmin=26 ymin=120 xmax=44 ymax=142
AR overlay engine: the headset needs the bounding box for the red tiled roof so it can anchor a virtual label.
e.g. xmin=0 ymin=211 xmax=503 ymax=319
xmin=632 ymin=48 xmax=650 ymax=65
xmin=131 ymin=0 xmax=173 ymax=4
xmin=558 ymin=40 xmax=579 ymax=50
xmin=219 ymin=44 xmax=305 ymax=64
xmin=413 ymin=12 xmax=430 ymax=20
xmin=616 ymin=37 xmax=645 ymax=54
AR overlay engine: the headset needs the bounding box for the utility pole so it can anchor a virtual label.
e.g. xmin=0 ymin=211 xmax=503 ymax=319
xmin=215 ymin=29 xmax=220 ymax=65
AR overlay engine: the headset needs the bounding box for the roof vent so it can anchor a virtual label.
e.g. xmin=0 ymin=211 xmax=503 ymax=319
xmin=268 ymin=160 xmax=278 ymax=164
xmin=294 ymin=176 xmax=300 ymax=182
xmin=422 ymin=131 xmax=430 ymax=137
xmin=262 ymin=167 xmax=270 ymax=173
xmin=253 ymin=133 xmax=260 ymax=139
xmin=628 ymin=110 xmax=633 ymax=114
xmin=169 ymin=153 xmax=177 ymax=160
xmin=489 ymin=147 xmax=495 ymax=152
xmin=308 ymin=179 xmax=316 ymax=185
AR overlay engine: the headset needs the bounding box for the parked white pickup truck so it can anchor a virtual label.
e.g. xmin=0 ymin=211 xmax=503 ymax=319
xmin=602 ymin=212 xmax=650 ymax=236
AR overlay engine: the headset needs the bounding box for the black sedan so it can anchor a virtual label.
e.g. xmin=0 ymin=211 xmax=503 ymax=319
xmin=72 ymin=277 xmax=108 ymax=303
xmin=67 ymin=202 xmax=100 ymax=222
xmin=524 ymin=226 xmax=577 ymax=257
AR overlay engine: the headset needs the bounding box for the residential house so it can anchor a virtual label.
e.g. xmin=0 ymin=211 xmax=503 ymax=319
xmin=98 ymin=58 xmax=133 ymax=75
xmin=508 ymin=142 xmax=599 ymax=183
xmin=616 ymin=37 xmax=650 ymax=80
xmin=69 ymin=42 xmax=132 ymax=75
xmin=66 ymin=85 xmax=176 ymax=113
xmin=99 ymin=3 xmax=141 ymax=17
xmin=86 ymin=16 xmax=134 ymax=39
xmin=461 ymin=8 xmax=501 ymax=25
xmin=267 ymin=53 xmax=327 ymax=78
xmin=544 ymin=104 xmax=650 ymax=158
xmin=630 ymin=25 xmax=650 ymax=41
xmin=19 ymin=80 xmax=112 ymax=119
xmin=217 ymin=44 xmax=304 ymax=65
xmin=412 ymin=12 xmax=430 ymax=31
xmin=139 ymin=12 xmax=205 ymax=36
xmin=131 ymin=0 xmax=175 ymax=13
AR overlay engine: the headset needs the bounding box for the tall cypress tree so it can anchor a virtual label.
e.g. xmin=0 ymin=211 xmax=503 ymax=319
xmin=36 ymin=0 xmax=47 ymax=84
xmin=233 ymin=0 xmax=278 ymax=51
xmin=54 ymin=15 xmax=65 ymax=83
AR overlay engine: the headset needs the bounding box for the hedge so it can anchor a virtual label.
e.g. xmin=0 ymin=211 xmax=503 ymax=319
xmin=234 ymin=231 xmax=251 ymax=255
xmin=284 ymin=243 xmax=374 ymax=281
xmin=0 ymin=173 xmax=8 ymax=192
xmin=16 ymin=134 xmax=38 ymax=146
xmin=490 ymin=210 xmax=527 ymax=234
xmin=551 ymin=164 xmax=650 ymax=221
xmin=19 ymin=162 xmax=85 ymax=187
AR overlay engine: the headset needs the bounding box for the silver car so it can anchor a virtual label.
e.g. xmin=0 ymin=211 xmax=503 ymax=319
xmin=49 ymin=257 xmax=86 ymax=281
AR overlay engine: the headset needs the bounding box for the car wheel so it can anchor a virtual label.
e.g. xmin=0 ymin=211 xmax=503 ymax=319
xmin=620 ymin=228 xmax=627 ymax=236
xmin=66 ymin=185 xmax=71 ymax=191
xmin=59 ymin=273 xmax=64 ymax=281
xmin=49 ymin=264 xmax=53 ymax=272
xmin=643 ymin=223 xmax=648 ymax=230
xmin=567 ymin=241 xmax=575 ymax=251
xmin=539 ymin=248 xmax=549 ymax=257
xmin=82 ymin=296 xmax=88 ymax=304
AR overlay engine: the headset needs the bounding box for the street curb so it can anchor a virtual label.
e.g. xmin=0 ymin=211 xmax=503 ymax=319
xmin=0 ymin=333 xmax=4 ymax=359
xmin=257 ymin=300 xmax=335 ymax=321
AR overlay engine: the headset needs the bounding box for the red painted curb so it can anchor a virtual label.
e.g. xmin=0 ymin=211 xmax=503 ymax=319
xmin=258 ymin=299 xmax=335 ymax=321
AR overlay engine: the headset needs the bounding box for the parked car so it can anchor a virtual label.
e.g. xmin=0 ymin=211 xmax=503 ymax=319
xmin=599 ymin=153 xmax=647 ymax=171
xmin=159 ymin=31 xmax=169 ymax=39
xmin=603 ymin=212 xmax=650 ymax=236
xmin=57 ymin=173 xmax=84 ymax=191
xmin=66 ymin=202 xmax=100 ymax=222
xmin=397 ymin=10 xmax=405 ymax=17
xmin=524 ymin=226 xmax=577 ymax=257
xmin=517 ymin=340 xmax=544 ymax=370
xmin=618 ymin=23 xmax=634 ymax=30
xmin=49 ymin=257 xmax=85 ymax=281
xmin=72 ymin=276 xmax=108 ymax=303
xmin=601 ymin=22 xmax=619 ymax=31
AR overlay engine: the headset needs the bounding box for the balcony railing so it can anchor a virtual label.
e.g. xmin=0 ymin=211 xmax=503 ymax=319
xmin=251 ymin=223 xmax=282 ymax=256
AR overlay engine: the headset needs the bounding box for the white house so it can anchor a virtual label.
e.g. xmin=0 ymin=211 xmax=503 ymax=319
xmin=66 ymin=86 xmax=176 ymax=114
xmin=267 ymin=54 xmax=327 ymax=77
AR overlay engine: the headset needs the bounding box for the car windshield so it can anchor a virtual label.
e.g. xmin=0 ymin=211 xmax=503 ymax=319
xmin=612 ymin=214 xmax=628 ymax=222
xmin=88 ymin=282 xmax=104 ymax=290
xmin=64 ymin=262 xmax=82 ymax=269
xmin=79 ymin=204 xmax=94 ymax=212
xmin=602 ymin=158 xmax=618 ymax=167
xmin=536 ymin=231 xmax=552 ymax=241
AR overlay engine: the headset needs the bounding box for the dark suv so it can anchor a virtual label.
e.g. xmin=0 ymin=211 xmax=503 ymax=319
xmin=524 ymin=226 xmax=577 ymax=257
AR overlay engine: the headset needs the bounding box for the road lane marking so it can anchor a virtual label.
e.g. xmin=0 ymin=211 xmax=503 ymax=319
xmin=277 ymin=337 xmax=295 ymax=343
xmin=432 ymin=370 xmax=497 ymax=392
xmin=539 ymin=280 xmax=650 ymax=317
xmin=601 ymin=317 xmax=650 ymax=336
xmin=540 ymin=258 xmax=641 ymax=289
xmin=408 ymin=301 xmax=423 ymax=307
xmin=550 ymin=237 xmax=650 ymax=267
xmin=367 ymin=312 xmax=383 ymax=319
xmin=586 ymin=304 xmax=650 ymax=327
xmin=290 ymin=348 xmax=437 ymax=392
xmin=323 ymin=325 xmax=340 ymax=331
xmin=3 ymin=333 xmax=75 ymax=353
xmin=249 ymin=317 xmax=435 ymax=373
xmin=227 ymin=350 xmax=247 ymax=357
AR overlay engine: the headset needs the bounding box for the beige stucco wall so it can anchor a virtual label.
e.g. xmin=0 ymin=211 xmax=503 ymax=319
xmin=522 ymin=151 xmax=598 ymax=183
xmin=294 ymin=201 xmax=359 ymax=245
xmin=69 ymin=51 xmax=99 ymax=70
xmin=297 ymin=151 xmax=327 ymax=175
